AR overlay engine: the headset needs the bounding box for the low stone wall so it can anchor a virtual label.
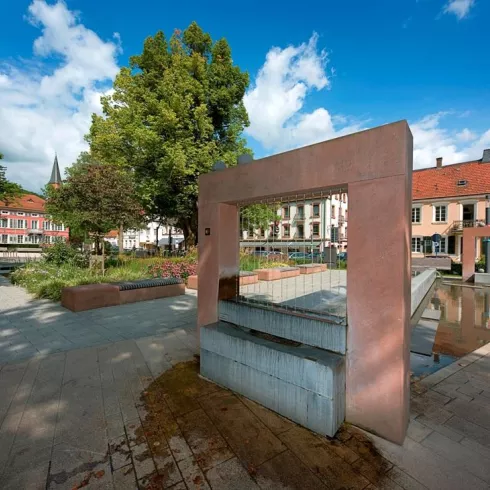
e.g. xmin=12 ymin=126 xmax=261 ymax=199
xmin=62 ymin=279 xmax=185 ymax=312
xmin=201 ymin=321 xmax=345 ymax=437
xmin=411 ymin=268 xmax=437 ymax=317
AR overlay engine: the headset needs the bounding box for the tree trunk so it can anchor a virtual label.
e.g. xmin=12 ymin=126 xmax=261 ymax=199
xmin=181 ymin=215 xmax=197 ymax=248
xmin=118 ymin=223 xmax=124 ymax=254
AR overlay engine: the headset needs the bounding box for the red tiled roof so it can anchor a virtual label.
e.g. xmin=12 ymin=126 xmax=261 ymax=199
xmin=413 ymin=161 xmax=490 ymax=200
xmin=106 ymin=230 xmax=119 ymax=238
xmin=0 ymin=193 xmax=45 ymax=212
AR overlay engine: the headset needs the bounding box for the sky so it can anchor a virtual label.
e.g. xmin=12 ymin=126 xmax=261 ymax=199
xmin=0 ymin=0 xmax=489 ymax=191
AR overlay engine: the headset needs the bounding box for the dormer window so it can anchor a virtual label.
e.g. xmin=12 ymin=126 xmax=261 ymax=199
xmin=27 ymin=198 xmax=34 ymax=202
xmin=457 ymin=180 xmax=468 ymax=186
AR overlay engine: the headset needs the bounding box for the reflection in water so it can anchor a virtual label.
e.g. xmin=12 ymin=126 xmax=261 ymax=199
xmin=411 ymin=281 xmax=490 ymax=378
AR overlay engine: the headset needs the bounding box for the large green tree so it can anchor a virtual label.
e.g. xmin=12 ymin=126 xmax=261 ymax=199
xmin=45 ymin=154 xmax=143 ymax=253
xmin=0 ymin=153 xmax=22 ymax=204
xmin=87 ymin=23 xmax=250 ymax=246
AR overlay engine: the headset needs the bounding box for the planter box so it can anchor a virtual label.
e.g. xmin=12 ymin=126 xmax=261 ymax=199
xmin=187 ymin=275 xmax=198 ymax=290
xmin=62 ymin=278 xmax=185 ymax=312
xmin=239 ymin=271 xmax=258 ymax=286
xmin=279 ymin=267 xmax=300 ymax=279
xmin=298 ymin=264 xmax=327 ymax=274
xmin=254 ymin=268 xmax=282 ymax=281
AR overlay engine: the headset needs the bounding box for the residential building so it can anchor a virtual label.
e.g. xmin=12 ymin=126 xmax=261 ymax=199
xmin=411 ymin=150 xmax=490 ymax=261
xmin=241 ymin=193 xmax=348 ymax=253
xmin=0 ymin=156 xmax=69 ymax=245
xmin=105 ymin=222 xmax=184 ymax=250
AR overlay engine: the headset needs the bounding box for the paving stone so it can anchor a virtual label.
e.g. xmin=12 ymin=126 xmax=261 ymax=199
xmin=279 ymin=426 xmax=370 ymax=489
xmin=109 ymin=435 xmax=132 ymax=470
xmin=132 ymin=442 xmax=156 ymax=481
xmin=414 ymin=415 xmax=463 ymax=442
xmin=460 ymin=437 xmax=490 ymax=459
xmin=406 ymin=420 xmax=433 ymax=443
xmin=386 ymin=466 xmax=428 ymax=490
xmin=457 ymin=383 xmax=483 ymax=397
xmin=48 ymin=443 xmax=111 ymax=490
xmin=239 ymin=396 xmax=295 ymax=435
xmin=177 ymin=455 xmax=210 ymax=490
xmin=2 ymin=443 xmax=52 ymax=488
xmin=199 ymin=391 xmax=286 ymax=468
xmin=445 ymin=397 xmax=490 ymax=430
xmin=445 ymin=415 xmax=490 ymax=447
xmin=369 ymin=432 xmax=489 ymax=490
xmin=176 ymin=408 xmax=234 ymax=471
xmin=112 ymin=465 xmax=138 ymax=490
xmin=254 ymin=450 xmax=324 ymax=489
xmin=421 ymin=430 xmax=490 ymax=483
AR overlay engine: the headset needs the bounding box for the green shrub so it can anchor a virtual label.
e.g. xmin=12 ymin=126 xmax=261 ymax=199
xmin=451 ymin=262 xmax=462 ymax=275
xmin=43 ymin=241 xmax=89 ymax=268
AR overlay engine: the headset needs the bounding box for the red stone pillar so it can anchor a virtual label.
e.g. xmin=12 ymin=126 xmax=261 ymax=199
xmin=346 ymin=172 xmax=412 ymax=444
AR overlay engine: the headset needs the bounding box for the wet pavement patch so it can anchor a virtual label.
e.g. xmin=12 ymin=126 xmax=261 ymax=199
xmin=130 ymin=359 xmax=395 ymax=489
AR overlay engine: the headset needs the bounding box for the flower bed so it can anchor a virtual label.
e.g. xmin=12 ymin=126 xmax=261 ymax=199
xmin=148 ymin=259 xmax=197 ymax=283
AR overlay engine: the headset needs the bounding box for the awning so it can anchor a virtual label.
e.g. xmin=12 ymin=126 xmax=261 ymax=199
xmin=158 ymin=237 xmax=185 ymax=246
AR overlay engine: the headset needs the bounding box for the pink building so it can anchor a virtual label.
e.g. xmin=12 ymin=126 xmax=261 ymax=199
xmin=412 ymin=150 xmax=490 ymax=261
xmin=0 ymin=156 xmax=69 ymax=245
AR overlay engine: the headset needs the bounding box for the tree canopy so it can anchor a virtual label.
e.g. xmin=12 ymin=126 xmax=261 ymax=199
xmin=45 ymin=154 xmax=143 ymax=251
xmin=0 ymin=153 xmax=22 ymax=204
xmin=87 ymin=22 xmax=251 ymax=246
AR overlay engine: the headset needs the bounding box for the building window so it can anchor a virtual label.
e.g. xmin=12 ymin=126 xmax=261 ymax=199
xmin=1 ymin=235 xmax=7 ymax=244
xmin=312 ymin=204 xmax=320 ymax=217
xmin=259 ymin=228 xmax=265 ymax=238
xmin=330 ymin=227 xmax=339 ymax=243
xmin=434 ymin=205 xmax=447 ymax=223
xmin=437 ymin=237 xmax=447 ymax=254
xmin=17 ymin=235 xmax=24 ymax=244
xmin=31 ymin=220 xmax=38 ymax=229
xmin=0 ymin=218 xmax=7 ymax=228
xmin=331 ymin=205 xmax=336 ymax=219
xmin=283 ymin=206 xmax=290 ymax=219
xmin=283 ymin=224 xmax=290 ymax=237
xmin=297 ymin=206 xmax=304 ymax=219
xmin=412 ymin=207 xmax=421 ymax=224
xmin=1 ymin=211 xmax=8 ymax=215
xmin=297 ymin=225 xmax=304 ymax=238
xmin=312 ymin=223 xmax=320 ymax=237
xmin=411 ymin=237 xmax=423 ymax=253
xmin=9 ymin=219 xmax=27 ymax=229
xmin=17 ymin=212 xmax=25 ymax=216
xmin=31 ymin=213 xmax=39 ymax=217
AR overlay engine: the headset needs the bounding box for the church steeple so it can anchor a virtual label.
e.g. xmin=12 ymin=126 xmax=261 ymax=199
xmin=48 ymin=154 xmax=62 ymax=188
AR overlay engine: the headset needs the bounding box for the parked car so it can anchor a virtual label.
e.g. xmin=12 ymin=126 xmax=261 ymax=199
xmin=252 ymin=251 xmax=269 ymax=257
xmin=288 ymin=252 xmax=310 ymax=260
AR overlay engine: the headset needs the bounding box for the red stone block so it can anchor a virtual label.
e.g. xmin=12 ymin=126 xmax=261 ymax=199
xmin=61 ymin=284 xmax=120 ymax=312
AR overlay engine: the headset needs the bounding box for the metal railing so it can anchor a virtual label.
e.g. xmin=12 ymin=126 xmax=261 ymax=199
xmin=452 ymin=220 xmax=486 ymax=232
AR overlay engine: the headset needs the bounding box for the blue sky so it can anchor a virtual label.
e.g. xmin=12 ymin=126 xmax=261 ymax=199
xmin=0 ymin=0 xmax=489 ymax=190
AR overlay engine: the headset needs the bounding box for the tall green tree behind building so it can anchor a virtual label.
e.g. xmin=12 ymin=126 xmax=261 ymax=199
xmin=0 ymin=153 xmax=22 ymax=204
xmin=87 ymin=22 xmax=250 ymax=246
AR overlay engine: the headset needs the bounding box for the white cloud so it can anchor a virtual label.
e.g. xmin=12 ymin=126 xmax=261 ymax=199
xmin=443 ymin=0 xmax=475 ymax=20
xmin=411 ymin=113 xmax=488 ymax=169
xmin=0 ymin=0 xmax=120 ymax=191
xmin=243 ymin=34 xmax=364 ymax=153
xmin=456 ymin=128 xmax=477 ymax=142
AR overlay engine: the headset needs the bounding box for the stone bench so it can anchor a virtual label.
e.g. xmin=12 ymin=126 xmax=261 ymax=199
xmin=254 ymin=267 xmax=301 ymax=281
xmin=298 ymin=264 xmax=327 ymax=274
xmin=62 ymin=278 xmax=185 ymax=312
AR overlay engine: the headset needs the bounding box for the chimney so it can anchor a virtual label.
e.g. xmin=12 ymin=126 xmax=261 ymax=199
xmin=482 ymin=149 xmax=490 ymax=163
xmin=436 ymin=157 xmax=443 ymax=168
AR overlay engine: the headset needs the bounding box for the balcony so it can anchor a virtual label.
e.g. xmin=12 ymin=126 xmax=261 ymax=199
xmin=451 ymin=220 xmax=486 ymax=233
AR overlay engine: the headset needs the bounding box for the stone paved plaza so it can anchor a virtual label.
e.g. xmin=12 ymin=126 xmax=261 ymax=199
xmin=2 ymin=278 xmax=490 ymax=489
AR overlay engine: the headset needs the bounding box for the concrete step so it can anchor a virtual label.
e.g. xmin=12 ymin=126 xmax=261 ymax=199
xmin=201 ymin=321 xmax=345 ymax=437
xmin=219 ymin=300 xmax=346 ymax=354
